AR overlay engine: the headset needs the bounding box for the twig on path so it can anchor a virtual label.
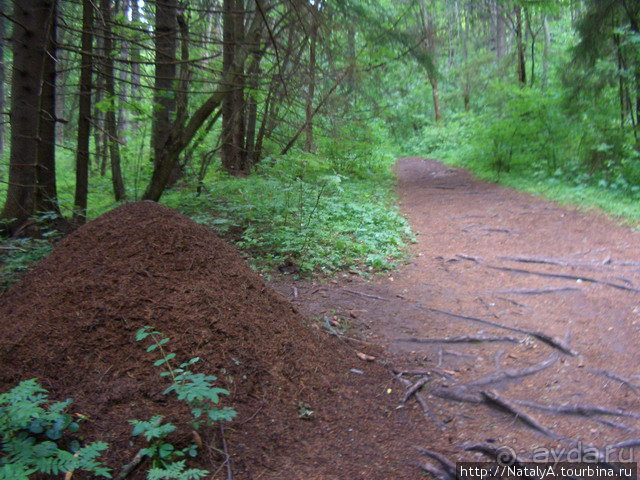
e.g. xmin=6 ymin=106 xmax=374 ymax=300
xmin=487 ymin=265 xmax=640 ymax=293
xmin=427 ymin=308 xmax=578 ymax=356
xmin=343 ymin=289 xmax=390 ymax=301
xmin=116 ymin=450 xmax=145 ymax=480
xmin=397 ymin=334 xmax=522 ymax=345
xmin=402 ymin=376 xmax=430 ymax=405
xmin=219 ymin=423 xmax=233 ymax=480
xmin=465 ymin=354 xmax=558 ymax=388
xmin=456 ymin=253 xmax=483 ymax=262
xmin=589 ymin=369 xmax=640 ymax=397
xmin=481 ymin=390 xmax=561 ymax=439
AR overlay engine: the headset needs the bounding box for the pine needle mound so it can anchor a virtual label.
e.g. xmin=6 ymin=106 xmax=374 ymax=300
xmin=0 ymin=201 xmax=422 ymax=479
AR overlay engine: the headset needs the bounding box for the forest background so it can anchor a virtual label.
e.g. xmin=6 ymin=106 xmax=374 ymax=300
xmin=1 ymin=0 xmax=639 ymax=286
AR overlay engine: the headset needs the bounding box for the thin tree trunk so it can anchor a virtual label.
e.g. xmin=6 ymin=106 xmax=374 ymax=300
xmin=101 ymin=0 xmax=126 ymax=201
xmin=73 ymin=0 xmax=94 ymax=225
xmin=36 ymin=0 xmax=59 ymax=213
xmin=429 ymin=74 xmax=442 ymax=122
xmin=496 ymin=1 xmax=505 ymax=60
xmin=0 ymin=0 xmax=5 ymax=156
xmin=515 ymin=5 xmax=526 ymax=86
xmin=304 ymin=14 xmax=318 ymax=152
xmin=542 ymin=14 xmax=550 ymax=89
xmin=1 ymin=0 xmax=51 ymax=228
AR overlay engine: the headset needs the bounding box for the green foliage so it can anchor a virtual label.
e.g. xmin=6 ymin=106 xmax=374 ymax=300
xmin=0 ymin=379 xmax=111 ymax=479
xmin=164 ymin=152 xmax=413 ymax=275
xmin=0 ymin=238 xmax=53 ymax=291
xmin=135 ymin=326 xmax=236 ymax=428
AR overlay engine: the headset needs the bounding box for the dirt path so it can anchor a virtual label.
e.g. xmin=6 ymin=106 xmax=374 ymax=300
xmin=272 ymin=158 xmax=640 ymax=471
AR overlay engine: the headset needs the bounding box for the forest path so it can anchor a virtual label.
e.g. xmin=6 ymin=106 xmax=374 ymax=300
xmin=271 ymin=157 xmax=640 ymax=470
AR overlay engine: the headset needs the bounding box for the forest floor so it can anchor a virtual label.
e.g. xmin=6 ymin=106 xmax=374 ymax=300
xmin=271 ymin=157 xmax=640 ymax=474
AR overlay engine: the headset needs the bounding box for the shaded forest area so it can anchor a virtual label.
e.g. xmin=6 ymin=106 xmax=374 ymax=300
xmin=0 ymin=0 xmax=639 ymax=267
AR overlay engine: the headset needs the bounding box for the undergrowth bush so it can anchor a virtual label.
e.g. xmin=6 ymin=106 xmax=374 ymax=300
xmin=164 ymin=152 xmax=413 ymax=275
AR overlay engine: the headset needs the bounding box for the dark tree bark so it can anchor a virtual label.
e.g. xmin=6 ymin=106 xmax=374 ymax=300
xmin=152 ymin=0 xmax=177 ymax=164
xmin=515 ymin=5 xmax=526 ymax=86
xmin=495 ymin=1 xmax=505 ymax=60
xmin=73 ymin=0 xmax=94 ymax=225
xmin=100 ymin=0 xmax=126 ymax=201
xmin=304 ymin=6 xmax=319 ymax=152
xmin=35 ymin=0 xmax=59 ymax=214
xmin=1 ymin=0 xmax=52 ymax=228
xmin=0 ymin=0 xmax=5 ymax=156
xmin=221 ymin=0 xmax=249 ymax=175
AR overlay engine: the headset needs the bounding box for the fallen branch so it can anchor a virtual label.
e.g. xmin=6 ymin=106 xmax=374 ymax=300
xmin=116 ymin=450 xmax=144 ymax=480
xmin=397 ymin=334 xmax=522 ymax=345
xmin=465 ymin=354 xmax=557 ymax=388
xmin=402 ymin=377 xmax=430 ymax=405
xmin=220 ymin=423 xmax=233 ymax=480
xmin=427 ymin=308 xmax=578 ymax=356
xmin=487 ymin=265 xmax=640 ymax=293
xmin=481 ymin=390 xmax=561 ymax=439
xmin=589 ymin=369 xmax=640 ymax=397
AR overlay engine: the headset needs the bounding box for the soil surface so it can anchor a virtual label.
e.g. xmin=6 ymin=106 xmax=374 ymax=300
xmin=2 ymin=158 xmax=640 ymax=479
xmin=271 ymin=158 xmax=640 ymax=473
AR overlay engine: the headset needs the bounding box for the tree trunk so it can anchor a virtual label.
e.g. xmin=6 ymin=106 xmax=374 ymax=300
xmin=152 ymin=0 xmax=177 ymax=164
xmin=245 ymin=49 xmax=264 ymax=166
xmin=221 ymin=0 xmax=248 ymax=174
xmin=428 ymin=74 xmax=442 ymax=122
xmin=0 ymin=0 xmax=5 ymax=156
xmin=35 ymin=0 xmax=59 ymax=214
xmin=515 ymin=5 xmax=526 ymax=86
xmin=73 ymin=0 xmax=94 ymax=225
xmin=1 ymin=0 xmax=52 ymax=228
xmin=101 ymin=0 xmax=126 ymax=201
xmin=496 ymin=1 xmax=505 ymax=60
xmin=304 ymin=13 xmax=318 ymax=152
xmin=542 ymin=14 xmax=550 ymax=89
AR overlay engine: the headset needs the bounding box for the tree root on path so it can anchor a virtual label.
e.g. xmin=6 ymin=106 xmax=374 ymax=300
xmin=413 ymin=446 xmax=459 ymax=479
xmin=396 ymin=375 xmax=444 ymax=429
xmin=513 ymin=400 xmax=640 ymax=419
xmin=465 ymin=353 xmax=558 ymax=387
xmin=397 ymin=334 xmax=522 ymax=345
xmin=589 ymin=369 xmax=640 ymax=397
xmin=481 ymin=390 xmax=561 ymax=439
xmin=491 ymin=287 xmax=581 ymax=295
xmin=487 ymin=265 xmax=640 ymax=293
xmin=427 ymin=308 xmax=578 ymax=356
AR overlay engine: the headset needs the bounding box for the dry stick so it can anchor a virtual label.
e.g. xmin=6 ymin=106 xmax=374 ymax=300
xmin=397 ymin=334 xmax=522 ymax=344
xmin=481 ymin=390 xmax=561 ymax=439
xmin=392 ymin=368 xmax=454 ymax=378
xmin=116 ymin=450 xmax=144 ymax=480
xmin=465 ymin=354 xmax=558 ymax=387
xmin=343 ymin=289 xmax=390 ymax=301
xmin=219 ymin=423 xmax=233 ymax=480
xmin=589 ymin=369 xmax=640 ymax=397
xmin=487 ymin=265 xmax=640 ymax=293
xmin=427 ymin=308 xmax=578 ymax=356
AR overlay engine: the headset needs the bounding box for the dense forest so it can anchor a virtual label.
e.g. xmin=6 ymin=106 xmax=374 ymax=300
xmin=0 ymin=0 xmax=639 ymax=276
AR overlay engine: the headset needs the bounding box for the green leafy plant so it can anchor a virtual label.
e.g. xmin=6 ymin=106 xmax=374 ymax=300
xmin=0 ymin=379 xmax=110 ymax=479
xmin=135 ymin=326 xmax=236 ymax=428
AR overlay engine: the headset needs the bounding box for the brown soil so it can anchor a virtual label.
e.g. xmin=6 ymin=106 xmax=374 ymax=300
xmin=0 ymin=201 xmax=428 ymax=479
xmin=272 ymin=158 xmax=640 ymax=471
xmin=3 ymin=158 xmax=640 ymax=479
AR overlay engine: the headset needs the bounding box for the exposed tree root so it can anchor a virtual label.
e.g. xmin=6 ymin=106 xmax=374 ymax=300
xmin=465 ymin=354 xmax=557 ymax=387
xmin=396 ymin=375 xmax=444 ymax=428
xmin=427 ymin=308 xmax=578 ymax=355
xmin=487 ymin=265 xmax=640 ymax=293
xmin=416 ymin=461 xmax=455 ymax=480
xmin=343 ymin=289 xmax=390 ymax=301
xmin=609 ymin=438 xmax=640 ymax=450
xmin=514 ymin=399 xmax=640 ymax=419
xmin=413 ymin=446 xmax=458 ymax=479
xmin=397 ymin=334 xmax=522 ymax=345
xmin=589 ymin=369 xmax=640 ymax=397
xmin=491 ymin=287 xmax=581 ymax=295
xmin=402 ymin=376 xmax=430 ymax=405
xmin=481 ymin=390 xmax=561 ymax=439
